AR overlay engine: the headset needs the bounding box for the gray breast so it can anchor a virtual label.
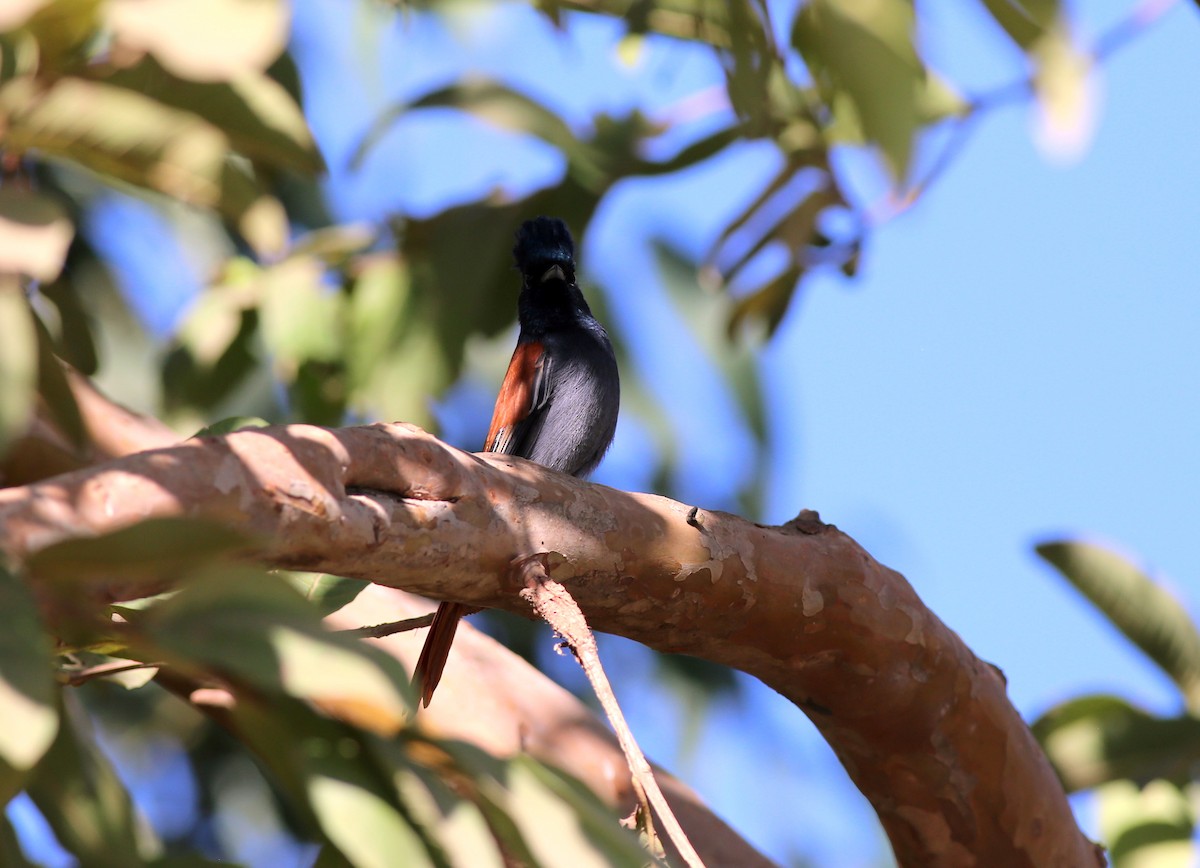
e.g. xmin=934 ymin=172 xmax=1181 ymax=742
xmin=524 ymin=328 xmax=620 ymax=478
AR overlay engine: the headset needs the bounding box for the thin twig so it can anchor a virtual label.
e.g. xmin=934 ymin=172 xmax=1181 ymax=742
xmin=870 ymin=0 xmax=1180 ymax=225
xmin=340 ymin=613 xmax=436 ymax=639
xmin=58 ymin=659 xmax=162 ymax=687
xmin=513 ymin=554 xmax=706 ymax=868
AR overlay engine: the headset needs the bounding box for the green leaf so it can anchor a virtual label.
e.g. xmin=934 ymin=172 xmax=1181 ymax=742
xmin=34 ymin=312 xmax=87 ymax=450
xmin=1098 ymin=778 xmax=1193 ymax=868
xmin=258 ymin=256 xmax=344 ymax=374
xmin=0 ymin=280 xmax=37 ymax=457
xmin=192 ymin=415 xmax=271 ymax=437
xmin=977 ymin=0 xmax=1060 ymax=51
xmin=0 ymin=75 xmax=287 ymax=255
xmin=1032 ymin=695 xmax=1200 ymax=792
xmin=291 ymin=573 xmax=371 ymax=618
xmin=0 ymin=809 xmax=36 ymax=867
xmin=226 ymin=695 xmax=440 ymax=866
xmin=139 ymin=568 xmax=413 ymax=734
xmin=0 ymin=564 xmax=58 ymax=802
xmin=103 ymin=56 xmax=322 ymax=174
xmin=25 ymin=696 xmax=155 ymax=865
xmin=793 ymin=0 xmax=924 ymax=180
xmin=510 ymin=758 xmax=647 ymax=867
xmin=308 ymin=774 xmax=431 ymax=868
xmin=27 ymin=517 xmax=251 ymax=586
xmin=355 ymin=79 xmax=580 ymax=169
xmin=1036 ymin=540 xmax=1200 ymax=711
xmin=0 ymin=186 xmax=74 ymax=281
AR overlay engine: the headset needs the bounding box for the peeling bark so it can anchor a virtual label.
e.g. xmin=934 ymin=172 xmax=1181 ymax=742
xmin=0 ymin=422 xmax=1104 ymax=867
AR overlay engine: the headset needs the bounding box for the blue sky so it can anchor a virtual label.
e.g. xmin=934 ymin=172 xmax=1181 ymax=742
xmin=47 ymin=1 xmax=1200 ymax=865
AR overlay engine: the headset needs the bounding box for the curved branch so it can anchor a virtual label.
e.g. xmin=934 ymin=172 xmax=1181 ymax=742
xmin=0 ymin=422 xmax=1102 ymax=866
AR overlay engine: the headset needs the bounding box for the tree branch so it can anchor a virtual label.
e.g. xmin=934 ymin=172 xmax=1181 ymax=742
xmin=0 ymin=422 xmax=1103 ymax=866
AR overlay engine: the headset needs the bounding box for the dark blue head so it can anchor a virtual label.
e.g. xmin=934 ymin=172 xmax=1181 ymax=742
xmin=513 ymin=217 xmax=575 ymax=283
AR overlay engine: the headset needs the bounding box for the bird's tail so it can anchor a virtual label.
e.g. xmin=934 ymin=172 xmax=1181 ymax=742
xmin=413 ymin=602 xmax=468 ymax=707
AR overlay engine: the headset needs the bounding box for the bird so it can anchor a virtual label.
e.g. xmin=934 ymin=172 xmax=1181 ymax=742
xmin=412 ymin=216 xmax=620 ymax=707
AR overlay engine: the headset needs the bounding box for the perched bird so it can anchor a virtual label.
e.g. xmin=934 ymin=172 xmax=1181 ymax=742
xmin=413 ymin=216 xmax=620 ymax=707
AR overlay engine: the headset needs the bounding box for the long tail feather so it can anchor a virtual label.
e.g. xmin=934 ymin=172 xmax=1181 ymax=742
xmin=413 ymin=602 xmax=468 ymax=707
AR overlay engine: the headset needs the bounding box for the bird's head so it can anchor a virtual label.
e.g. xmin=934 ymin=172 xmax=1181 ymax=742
xmin=513 ymin=217 xmax=576 ymax=286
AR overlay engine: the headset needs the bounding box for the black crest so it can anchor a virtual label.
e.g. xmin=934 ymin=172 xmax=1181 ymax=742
xmin=513 ymin=217 xmax=575 ymax=271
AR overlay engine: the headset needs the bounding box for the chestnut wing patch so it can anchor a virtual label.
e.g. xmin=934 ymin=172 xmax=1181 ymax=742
xmin=485 ymin=340 xmax=550 ymax=455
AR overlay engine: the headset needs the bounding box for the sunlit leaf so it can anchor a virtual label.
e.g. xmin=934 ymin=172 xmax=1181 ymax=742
xmin=0 ymin=564 xmax=58 ymax=801
xmin=1036 ymin=540 xmax=1200 ymax=711
xmin=510 ymin=758 xmax=647 ymax=867
xmin=1033 ymin=695 xmax=1200 ymax=792
xmin=1098 ymin=778 xmax=1193 ymax=868
xmin=793 ymin=0 xmax=924 ymax=180
xmin=0 ymin=187 xmax=73 ymax=281
xmin=292 ymin=573 xmax=371 ymax=618
xmin=308 ymin=774 xmax=431 ymax=868
xmin=0 ymin=281 xmax=37 ymax=457
xmin=103 ymin=56 xmax=322 ymax=174
xmin=0 ymin=0 xmax=51 ymax=30
xmin=107 ymin=0 xmax=290 ymax=83
xmin=0 ymin=76 xmax=285 ymax=255
xmin=139 ymin=568 xmax=413 ymax=733
xmin=226 ymin=695 xmax=441 ymax=865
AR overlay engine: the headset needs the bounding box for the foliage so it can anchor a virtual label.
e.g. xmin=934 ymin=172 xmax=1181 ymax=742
xmin=0 ymin=0 xmax=1092 ymax=864
xmin=1034 ymin=540 xmax=1200 ymax=868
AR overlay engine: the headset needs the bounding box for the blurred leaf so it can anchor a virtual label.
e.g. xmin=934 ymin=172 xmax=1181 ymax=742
xmin=654 ymin=241 xmax=766 ymax=443
xmin=26 ymin=696 xmax=154 ymax=865
xmin=164 ymin=281 xmax=262 ymax=414
xmin=0 ymin=186 xmax=73 ymax=281
xmin=793 ymin=0 xmax=924 ymax=180
xmin=226 ymin=694 xmax=442 ymax=866
xmin=0 ymin=564 xmax=58 ymax=801
xmin=21 ymin=0 xmax=102 ymax=71
xmin=0 ymin=280 xmax=37 ymax=456
xmin=1033 ymin=695 xmax=1200 ymax=792
xmin=34 ymin=313 xmax=87 ymax=450
xmin=193 ymin=415 xmax=270 ymax=436
xmin=103 ymin=56 xmax=322 ymax=174
xmin=292 ymin=573 xmax=371 ymax=618
xmin=0 ymin=0 xmax=51 ymax=31
xmin=27 ymin=517 xmax=251 ymax=585
xmin=0 ymin=810 xmax=36 ymax=867
xmin=307 ymin=773 xmax=431 ymax=868
xmin=542 ymin=0 xmax=736 ymax=48
xmin=1031 ymin=30 xmax=1093 ymax=160
xmin=1036 ymin=540 xmax=1200 ymax=711
xmin=512 ymin=757 xmax=647 ymax=867
xmin=139 ymin=568 xmax=413 ymax=733
xmin=1098 ymin=778 xmax=1193 ymax=868
xmin=0 ymin=76 xmax=286 ymax=255
xmin=356 ymin=79 xmax=585 ymax=171
xmin=39 ymin=275 xmax=99 ymax=375
xmin=387 ymin=756 xmax=498 ymax=867
xmin=977 ymin=0 xmax=1060 ymax=51
xmin=107 ymin=0 xmax=289 ymax=83
xmin=292 ymin=224 xmax=376 ymax=266
xmin=258 ymin=256 xmax=343 ymax=373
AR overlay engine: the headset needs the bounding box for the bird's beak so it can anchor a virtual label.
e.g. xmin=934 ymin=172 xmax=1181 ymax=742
xmin=541 ymin=264 xmax=566 ymax=283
